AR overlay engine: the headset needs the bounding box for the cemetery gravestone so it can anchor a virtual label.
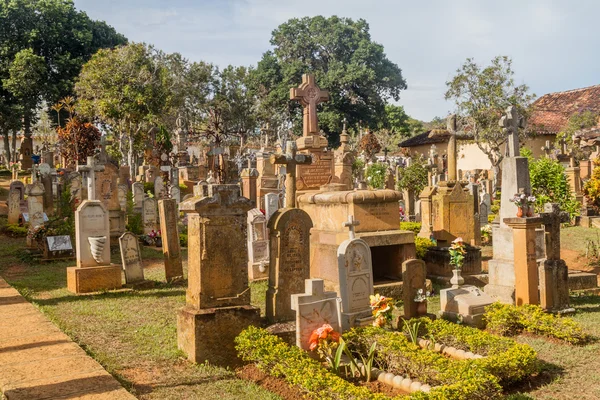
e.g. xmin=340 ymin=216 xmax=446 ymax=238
xmin=159 ymin=199 xmax=184 ymax=282
xmin=143 ymin=198 xmax=158 ymax=234
xmin=118 ymin=184 xmax=128 ymax=212
xmin=25 ymin=182 xmax=45 ymax=247
xmin=44 ymin=235 xmax=73 ymax=260
xmin=178 ymin=184 xmax=260 ymax=366
xmin=67 ymin=200 xmax=122 ymax=293
xmin=154 ymin=176 xmax=165 ymax=199
xmin=291 ymin=279 xmax=341 ymax=351
xmin=247 ymin=208 xmax=269 ymax=281
xmin=170 ymin=185 xmax=181 ymax=204
xmin=402 ymin=259 xmax=427 ymax=319
xmin=266 ymin=208 xmax=313 ymax=323
xmin=119 ymin=232 xmax=145 ymax=284
xmin=264 ymin=192 xmax=280 ymax=221
xmin=337 ymin=216 xmax=374 ymax=330
xmin=8 ymin=189 xmax=21 ymax=224
xmin=132 ymin=182 xmax=144 ymax=212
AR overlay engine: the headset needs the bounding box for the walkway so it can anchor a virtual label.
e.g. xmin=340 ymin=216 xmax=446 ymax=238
xmin=0 ymin=278 xmax=136 ymax=399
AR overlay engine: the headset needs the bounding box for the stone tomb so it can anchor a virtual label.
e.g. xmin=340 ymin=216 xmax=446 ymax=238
xmin=247 ymin=208 xmax=269 ymax=281
xmin=67 ymin=200 xmax=122 ymax=293
xmin=95 ymin=162 xmax=125 ymax=242
xmin=119 ymin=232 xmax=145 ymax=284
xmin=439 ymin=284 xmax=494 ymax=328
xmin=159 ymin=199 xmax=184 ymax=282
xmin=143 ymin=198 xmax=158 ymax=234
xmin=337 ymin=217 xmax=374 ymax=330
xmin=291 ymin=279 xmax=341 ymax=351
xmin=266 ymin=208 xmax=313 ymax=323
xmin=298 ymin=188 xmax=416 ymax=296
xmin=177 ymin=184 xmax=260 ymax=366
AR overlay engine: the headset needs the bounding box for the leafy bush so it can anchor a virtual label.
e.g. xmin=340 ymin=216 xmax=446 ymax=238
xmin=144 ymin=182 xmax=155 ymax=194
xmin=125 ymin=191 xmax=143 ymax=235
xmin=352 ymin=158 xmax=365 ymax=181
xmin=365 ymin=162 xmax=388 ymax=189
xmin=484 ymin=302 xmax=589 ymax=345
xmin=179 ymin=233 xmax=188 ymax=248
xmin=397 ymin=158 xmax=428 ymax=196
xmin=487 ymin=214 xmax=497 ymax=224
xmin=415 ymin=237 xmax=435 ymax=259
xmin=584 ymin=157 xmax=600 ymax=211
xmin=400 ymin=222 xmax=422 ymax=234
xmin=4 ymin=224 xmax=28 ymax=237
xmin=419 ymin=318 xmax=538 ymax=385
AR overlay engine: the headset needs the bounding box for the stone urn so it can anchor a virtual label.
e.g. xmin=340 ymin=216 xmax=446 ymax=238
xmin=450 ymin=268 xmax=464 ymax=288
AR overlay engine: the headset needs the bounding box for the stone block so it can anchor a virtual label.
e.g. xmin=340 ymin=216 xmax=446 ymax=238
xmin=177 ymin=305 xmax=260 ymax=367
xmin=568 ymin=272 xmax=599 ymax=290
xmin=440 ymin=285 xmax=494 ymax=328
xmin=66 ymin=265 xmax=122 ymax=294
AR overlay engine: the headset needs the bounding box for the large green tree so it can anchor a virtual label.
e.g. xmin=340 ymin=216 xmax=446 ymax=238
xmin=250 ymin=16 xmax=407 ymax=145
xmin=0 ymin=0 xmax=126 ymax=166
xmin=445 ymin=56 xmax=535 ymax=172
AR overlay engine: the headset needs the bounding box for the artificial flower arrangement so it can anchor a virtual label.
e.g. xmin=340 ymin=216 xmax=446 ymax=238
xmin=449 ymin=237 xmax=466 ymax=270
xmin=509 ymin=193 xmax=536 ymax=217
xmin=369 ymin=294 xmax=395 ymax=327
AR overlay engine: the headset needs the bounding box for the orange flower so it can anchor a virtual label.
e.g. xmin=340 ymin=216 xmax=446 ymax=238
xmin=308 ymin=324 xmax=340 ymax=351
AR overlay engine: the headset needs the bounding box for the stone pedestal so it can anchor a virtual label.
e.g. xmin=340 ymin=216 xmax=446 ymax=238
xmin=241 ymin=168 xmax=259 ymax=206
xmin=177 ymin=305 xmax=260 ymax=366
xmin=423 ymin=245 xmax=482 ymax=278
xmin=504 ymin=217 xmax=542 ymax=306
xmin=539 ymin=260 xmax=569 ymax=311
xmin=67 ymin=265 xmax=123 ymax=294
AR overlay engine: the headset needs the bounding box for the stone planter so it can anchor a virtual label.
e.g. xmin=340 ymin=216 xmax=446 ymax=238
xmin=449 ymin=269 xmax=464 ymax=288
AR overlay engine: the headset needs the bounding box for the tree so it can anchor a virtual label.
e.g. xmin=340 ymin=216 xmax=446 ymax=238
xmin=56 ymin=117 xmax=101 ymax=167
xmin=250 ymin=16 xmax=407 ymax=145
xmin=556 ymin=110 xmax=598 ymax=160
xmin=444 ymin=56 xmax=535 ymax=173
xmin=0 ymin=0 xmax=126 ymax=165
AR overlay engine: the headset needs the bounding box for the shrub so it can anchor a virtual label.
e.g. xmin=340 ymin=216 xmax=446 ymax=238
xmin=397 ymin=158 xmax=428 ymax=197
xmin=484 ymin=302 xmax=589 ymax=345
xmin=125 ymin=191 xmax=143 ymax=235
xmin=400 ymin=222 xmax=421 ymax=234
xmin=179 ymin=233 xmax=188 ymax=248
xmin=144 ymin=182 xmax=155 ymax=194
xmin=487 ymin=214 xmax=497 ymax=224
xmin=352 ymin=158 xmax=365 ymax=181
xmin=415 ymin=237 xmax=435 ymax=259
xmin=584 ymin=157 xmax=600 ymax=211
xmin=4 ymin=224 xmax=28 ymax=237
xmin=365 ymin=162 xmax=388 ymax=189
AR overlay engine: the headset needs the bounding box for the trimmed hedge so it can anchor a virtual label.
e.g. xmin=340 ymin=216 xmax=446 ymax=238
xmin=400 ymin=222 xmax=422 ymax=235
xmin=484 ymin=302 xmax=589 ymax=345
xmin=344 ymin=327 xmax=502 ymax=400
xmin=418 ymin=318 xmax=538 ymax=385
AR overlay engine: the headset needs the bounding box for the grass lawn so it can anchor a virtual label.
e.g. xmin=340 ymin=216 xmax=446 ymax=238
xmin=1 ymin=216 xmax=600 ymax=399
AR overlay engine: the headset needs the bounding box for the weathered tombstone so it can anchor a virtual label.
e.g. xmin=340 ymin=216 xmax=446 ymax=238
xmin=402 ymin=259 xmax=427 ymax=319
xmin=337 ymin=216 xmax=374 ymax=330
xmin=158 ymin=199 xmax=184 ymax=281
xmin=290 ymin=279 xmax=341 ymax=350
xmin=118 ymin=184 xmax=128 ymax=212
xmin=266 ymin=208 xmax=313 ymax=323
xmin=66 ymin=200 xmax=122 ymax=293
xmin=143 ymin=198 xmax=158 ymax=234
xmin=25 ymin=182 xmax=45 ymax=247
xmin=247 ymin=208 xmax=269 ymax=281
xmin=154 ymin=176 xmax=165 ymax=199
xmin=479 ymin=199 xmax=489 ymax=227
xmin=119 ymin=232 xmax=145 ymax=284
xmin=264 ymin=192 xmax=280 ymax=221
xmin=39 ymin=163 xmax=54 ymax=215
xmin=7 ymin=189 xmax=21 ymax=224
xmin=177 ymin=184 xmax=260 ymax=366
xmin=9 ymin=180 xmax=25 ymax=201
xmin=440 ymin=284 xmax=494 ymax=328
xmin=170 ymin=185 xmax=181 ymax=204
xmin=132 ymin=181 xmax=144 ymax=211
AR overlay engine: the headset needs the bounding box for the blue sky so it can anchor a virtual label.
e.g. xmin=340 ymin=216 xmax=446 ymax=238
xmin=74 ymin=0 xmax=600 ymax=121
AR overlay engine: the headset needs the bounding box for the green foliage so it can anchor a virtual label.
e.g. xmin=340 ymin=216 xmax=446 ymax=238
xmin=397 ymin=159 xmax=428 ymax=196
xmin=528 ymin=155 xmax=580 ymax=218
xmin=365 ymin=162 xmax=387 ymax=189
xmin=419 ymin=318 xmax=538 ymax=385
xmin=379 ymin=105 xmax=424 ymax=138
xmin=179 ymin=233 xmax=188 ymax=248
xmin=445 ymin=56 xmax=535 ymax=169
xmin=351 ymin=158 xmax=365 ymax=181
xmin=487 ymin=214 xmax=496 ymax=224
xmin=144 ymin=182 xmax=155 ymax=194
xmin=4 ymin=223 xmax=28 ymax=237
xmin=400 ymin=222 xmax=422 ymax=234
xmin=250 ymin=16 xmax=407 ymax=145
xmin=344 ymin=327 xmax=502 ymax=399
xmin=556 ymin=110 xmax=598 ymax=158
xmin=403 ymin=319 xmax=423 ymax=345
xmin=583 ymin=158 xmax=600 ymax=210
xmin=125 ymin=191 xmax=143 ymax=235
xmin=484 ymin=302 xmax=589 ymax=345
xmin=415 ymin=237 xmax=435 ymax=259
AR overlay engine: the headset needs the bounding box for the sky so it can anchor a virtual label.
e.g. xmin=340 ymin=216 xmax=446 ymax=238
xmin=73 ymin=0 xmax=600 ymax=121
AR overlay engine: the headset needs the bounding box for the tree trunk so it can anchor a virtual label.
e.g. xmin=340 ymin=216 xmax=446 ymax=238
xmin=11 ymin=130 xmax=17 ymax=163
xmin=2 ymin=133 xmax=10 ymax=168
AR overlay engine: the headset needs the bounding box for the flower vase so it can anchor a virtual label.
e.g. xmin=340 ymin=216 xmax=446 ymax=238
xmin=450 ymin=269 xmax=464 ymax=288
xmin=516 ymin=207 xmax=524 ymax=217
xmin=526 ymin=206 xmax=533 ymax=217
xmin=417 ymin=300 xmax=428 ymax=316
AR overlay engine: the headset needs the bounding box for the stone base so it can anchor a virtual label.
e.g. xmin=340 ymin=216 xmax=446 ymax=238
xmin=440 ymin=285 xmax=494 ymax=329
xmin=373 ymin=279 xmax=433 ymax=299
xmin=177 ymin=305 xmax=261 ymax=367
xmin=341 ymin=310 xmax=373 ymax=331
xmin=123 ymin=280 xmax=155 ymax=290
xmin=568 ymin=271 xmax=599 ymax=290
xmin=66 ymin=265 xmax=123 ymax=294
xmin=248 ymin=261 xmax=269 ymax=281
xmin=440 ymin=310 xmax=486 ymax=328
xmin=424 ymin=245 xmax=482 ymax=277
xmin=429 ymin=273 xmax=489 ymax=288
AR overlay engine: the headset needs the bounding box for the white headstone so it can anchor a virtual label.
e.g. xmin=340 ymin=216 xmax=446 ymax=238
xmin=132 ymin=182 xmax=144 ymax=210
xmin=170 ymin=185 xmax=181 ymax=204
xmin=290 ymin=279 xmax=341 ymax=350
xmin=26 ymin=182 xmax=45 ymax=230
xmin=154 ymin=176 xmax=165 ymax=199
xmin=46 ymin=235 xmax=73 ymax=252
xmin=247 ymin=208 xmax=269 ymax=280
xmin=75 ymin=200 xmax=110 ymax=268
xmin=143 ymin=197 xmax=158 ymax=234
xmin=264 ymin=193 xmax=279 ymax=221
xmin=118 ymin=184 xmax=128 ymax=212
xmin=119 ymin=232 xmax=144 ymax=283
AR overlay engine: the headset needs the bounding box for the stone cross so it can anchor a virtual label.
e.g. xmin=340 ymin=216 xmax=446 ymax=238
xmin=290 ymin=74 xmax=330 ymax=137
xmin=539 ymin=203 xmax=569 ymax=261
xmin=270 ymin=141 xmax=312 ymax=208
xmin=77 ymin=156 xmax=105 ymax=200
xmin=428 ymin=115 xmax=468 ymax=182
xmin=342 ymin=215 xmax=360 ymax=240
xmin=499 ymin=105 xmax=525 ymax=158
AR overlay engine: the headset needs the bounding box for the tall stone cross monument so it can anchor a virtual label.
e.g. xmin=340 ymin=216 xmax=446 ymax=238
xmin=290 ymin=74 xmax=329 ymax=140
xmin=270 ymin=141 xmax=312 ymax=208
xmin=77 ymin=156 xmax=105 ymax=201
xmin=500 ymin=105 xmax=524 ymax=158
xmin=429 ymin=114 xmax=469 ymax=183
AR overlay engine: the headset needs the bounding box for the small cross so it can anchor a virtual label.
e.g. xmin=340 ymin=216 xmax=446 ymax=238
xmin=77 ymin=156 xmax=105 ymax=200
xmin=270 ymin=141 xmax=312 ymax=208
xmin=290 ymin=74 xmax=329 ymax=138
xmin=499 ymin=106 xmax=525 ymax=158
xmin=342 ymin=215 xmax=360 ymax=240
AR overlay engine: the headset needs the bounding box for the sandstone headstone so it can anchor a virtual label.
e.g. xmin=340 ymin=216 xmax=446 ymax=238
xmin=154 ymin=176 xmax=165 ymax=199
xmin=291 ymin=279 xmax=341 ymax=351
xmin=9 ymin=180 xmax=25 ymax=200
xmin=8 ymin=189 xmax=21 ymax=224
xmin=119 ymin=232 xmax=144 ymax=283
xmin=26 ymin=182 xmax=45 ymax=231
xmin=159 ymin=199 xmax=183 ymax=282
xmin=402 ymin=259 xmax=427 ymax=319
xmin=143 ymin=198 xmax=158 ymax=234
xmin=117 ymin=184 xmax=128 ymax=211
xmin=266 ymin=208 xmax=313 ymax=323
xmin=132 ymin=182 xmax=144 ymax=211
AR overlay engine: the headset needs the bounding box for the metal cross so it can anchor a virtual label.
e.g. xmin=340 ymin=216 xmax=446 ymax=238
xmin=342 ymin=215 xmax=360 ymax=240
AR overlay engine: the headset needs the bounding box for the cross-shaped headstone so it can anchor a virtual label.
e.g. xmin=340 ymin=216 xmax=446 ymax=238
xmin=30 ymin=163 xmax=40 ymax=183
xmin=97 ymin=135 xmax=111 ymax=164
xmin=499 ymin=105 xmax=525 ymax=158
xmin=77 ymin=156 xmax=105 ymax=200
xmin=270 ymin=141 xmax=312 ymax=208
xmin=428 ymin=114 xmax=468 ymax=182
xmin=342 ymin=215 xmax=360 ymax=240
xmin=539 ymin=203 xmax=569 ymax=261
xmin=290 ymin=74 xmax=329 ymax=137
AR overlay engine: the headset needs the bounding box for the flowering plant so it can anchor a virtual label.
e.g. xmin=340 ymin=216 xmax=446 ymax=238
xmin=414 ymin=288 xmax=430 ymax=303
xmin=309 ymin=324 xmax=342 ymax=371
xmin=370 ymin=294 xmax=395 ymax=327
xmin=449 ymin=237 xmax=466 ymax=270
xmin=148 ymin=229 xmax=161 ymax=239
